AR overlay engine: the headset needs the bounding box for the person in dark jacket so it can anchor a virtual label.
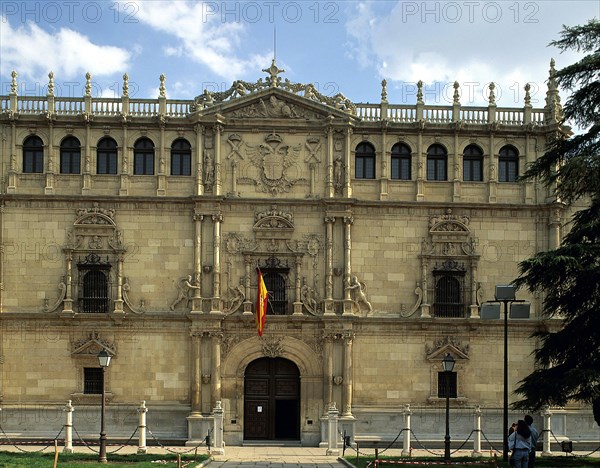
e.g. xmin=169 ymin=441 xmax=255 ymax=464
xmin=508 ymin=420 xmax=532 ymax=468
xmin=525 ymin=414 xmax=539 ymax=468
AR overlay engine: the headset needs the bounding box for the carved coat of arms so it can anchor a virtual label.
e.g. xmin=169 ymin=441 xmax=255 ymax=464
xmin=246 ymin=133 xmax=302 ymax=195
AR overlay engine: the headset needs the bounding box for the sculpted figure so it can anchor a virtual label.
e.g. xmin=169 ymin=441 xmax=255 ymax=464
xmin=170 ymin=275 xmax=201 ymax=311
xmin=346 ymin=274 xmax=373 ymax=314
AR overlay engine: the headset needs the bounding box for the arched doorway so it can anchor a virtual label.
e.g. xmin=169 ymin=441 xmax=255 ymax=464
xmin=243 ymin=357 xmax=300 ymax=440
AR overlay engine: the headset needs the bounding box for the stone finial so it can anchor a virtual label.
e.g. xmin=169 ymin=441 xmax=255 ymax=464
xmin=47 ymin=71 xmax=54 ymax=96
xmin=545 ymin=58 xmax=562 ymax=122
xmin=10 ymin=70 xmax=18 ymax=95
xmin=488 ymin=82 xmax=496 ymax=105
xmin=416 ymin=80 xmax=424 ymax=104
xmin=381 ymin=79 xmax=388 ymax=103
xmin=159 ymin=74 xmax=166 ymax=97
xmin=524 ymin=83 xmax=531 ymax=106
xmin=453 ymin=81 xmax=460 ymax=105
xmin=85 ymin=72 xmax=92 ymax=97
xmin=262 ymin=58 xmax=285 ymax=87
xmin=122 ymin=73 xmax=129 ymax=97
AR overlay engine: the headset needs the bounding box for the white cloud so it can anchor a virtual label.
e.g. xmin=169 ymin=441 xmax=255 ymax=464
xmin=130 ymin=0 xmax=272 ymax=81
xmin=0 ymin=15 xmax=130 ymax=85
xmin=344 ymin=1 xmax=598 ymax=105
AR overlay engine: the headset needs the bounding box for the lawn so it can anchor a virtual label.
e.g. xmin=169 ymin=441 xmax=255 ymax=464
xmin=0 ymin=451 xmax=210 ymax=467
xmin=343 ymin=455 xmax=600 ymax=468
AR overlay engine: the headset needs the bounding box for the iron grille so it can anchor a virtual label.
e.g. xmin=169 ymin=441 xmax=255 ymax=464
xmin=434 ymin=275 xmax=465 ymax=318
xmin=83 ymin=368 xmax=103 ymax=394
xmin=438 ymin=372 xmax=457 ymax=398
xmin=263 ymin=272 xmax=287 ymax=315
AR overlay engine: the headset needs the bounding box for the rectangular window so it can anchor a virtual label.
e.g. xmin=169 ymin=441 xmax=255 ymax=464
xmin=499 ymin=160 xmax=518 ymax=182
xmin=134 ymin=154 xmax=154 ymax=175
xmin=391 ymin=157 xmax=411 ymax=180
xmin=84 ymin=368 xmax=104 ymax=394
xmin=438 ymin=372 xmax=457 ymax=398
xmin=97 ymin=152 xmax=118 ymax=174
xmin=171 ymin=153 xmax=191 ymax=176
xmin=464 ymin=159 xmax=483 ymax=181
xmin=24 ymin=150 xmax=44 ymax=173
xmin=427 ymin=158 xmax=446 ymax=181
xmin=356 ymin=156 xmax=375 ymax=179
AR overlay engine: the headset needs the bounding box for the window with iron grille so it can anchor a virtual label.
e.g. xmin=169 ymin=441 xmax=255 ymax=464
xmin=171 ymin=138 xmax=191 ymax=176
xmin=391 ymin=143 xmax=411 ymax=180
xmin=23 ymin=135 xmax=44 ymax=173
xmin=60 ymin=136 xmax=81 ymax=174
xmin=78 ymin=253 xmax=111 ymax=313
xmin=97 ymin=137 xmax=118 ymax=174
xmin=355 ymin=142 xmax=376 ymax=179
xmin=434 ymin=274 xmax=465 ymax=318
xmin=438 ymin=371 xmax=457 ymax=398
xmin=263 ymin=272 xmax=287 ymax=315
xmin=84 ymin=367 xmax=103 ymax=394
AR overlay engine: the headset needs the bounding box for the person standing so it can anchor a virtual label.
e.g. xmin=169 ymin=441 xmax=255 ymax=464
xmin=508 ymin=420 xmax=532 ymax=468
xmin=525 ymin=414 xmax=539 ymax=468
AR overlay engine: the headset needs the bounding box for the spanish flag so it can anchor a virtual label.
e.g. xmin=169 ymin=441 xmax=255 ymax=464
xmin=256 ymin=268 xmax=268 ymax=336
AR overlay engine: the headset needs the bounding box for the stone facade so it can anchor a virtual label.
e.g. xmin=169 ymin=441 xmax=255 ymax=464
xmin=0 ymin=61 xmax=597 ymax=447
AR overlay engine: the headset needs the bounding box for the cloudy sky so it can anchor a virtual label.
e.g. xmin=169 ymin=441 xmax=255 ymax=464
xmin=1 ymin=1 xmax=598 ymax=107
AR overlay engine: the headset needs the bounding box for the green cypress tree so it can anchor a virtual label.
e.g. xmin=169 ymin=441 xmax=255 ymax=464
xmin=513 ymin=20 xmax=600 ymax=425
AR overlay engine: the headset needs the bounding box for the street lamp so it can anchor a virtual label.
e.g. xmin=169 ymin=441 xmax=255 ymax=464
xmin=98 ymin=349 xmax=111 ymax=464
xmin=442 ymin=352 xmax=455 ymax=462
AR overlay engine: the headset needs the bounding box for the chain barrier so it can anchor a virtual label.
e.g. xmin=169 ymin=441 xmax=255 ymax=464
xmin=73 ymin=426 xmax=99 ymax=453
xmin=107 ymin=426 xmax=138 ymax=454
xmin=541 ymin=429 xmax=600 ymax=458
xmin=367 ymin=459 xmax=498 ymax=466
xmin=147 ymin=426 xmax=206 ymax=454
xmin=0 ymin=424 xmax=63 ymax=453
xmin=479 ymin=430 xmax=501 ymax=454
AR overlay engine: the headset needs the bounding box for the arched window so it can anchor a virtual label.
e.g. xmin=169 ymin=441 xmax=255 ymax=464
xmin=134 ymin=137 xmax=154 ymax=175
xmin=60 ymin=136 xmax=81 ymax=174
xmin=23 ymin=135 xmax=44 ymax=173
xmin=499 ymin=145 xmax=519 ymax=182
xmin=355 ymin=142 xmax=376 ymax=179
xmin=434 ymin=275 xmax=463 ymax=318
xmin=263 ymin=272 xmax=287 ymax=315
xmin=81 ymin=270 xmax=109 ymax=313
xmin=97 ymin=137 xmax=118 ymax=174
xmin=463 ymin=144 xmax=483 ymax=182
xmin=427 ymin=144 xmax=447 ymax=181
xmin=171 ymin=138 xmax=191 ymax=176
xmin=391 ymin=143 xmax=411 ymax=180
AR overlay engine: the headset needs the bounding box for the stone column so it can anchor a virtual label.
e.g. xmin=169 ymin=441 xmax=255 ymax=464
xmin=416 ymin=130 xmax=424 ymax=201
xmin=324 ymin=216 xmax=335 ymax=315
xmin=548 ymin=208 xmax=561 ymax=250
xmin=157 ymin=123 xmax=166 ymax=195
xmin=7 ymin=120 xmax=17 ymax=193
xmin=379 ymin=126 xmax=388 ymax=200
xmin=82 ymin=122 xmax=91 ymax=193
xmin=242 ymin=255 xmax=253 ymax=315
xmin=210 ymin=332 xmax=222 ymax=407
xmin=191 ymin=332 xmax=202 ymax=413
xmin=488 ymin=133 xmax=497 ymax=203
xmin=113 ymin=252 xmax=124 ymax=313
xmin=214 ymin=125 xmax=223 ymax=196
xmin=137 ymin=401 xmax=148 ymax=454
xmin=45 ymin=122 xmax=55 ymax=194
xmin=342 ymin=216 xmax=353 ymax=315
xmin=120 ymin=123 xmax=129 ymax=196
xmin=420 ymin=259 xmax=431 ymax=318
xmin=402 ymin=404 xmax=411 ymax=456
xmin=210 ymin=213 xmax=223 ymax=314
xmin=344 ymin=128 xmax=352 ymax=197
xmin=326 ymin=126 xmax=334 ymax=197
xmin=469 ymin=263 xmax=479 ymax=319
xmin=62 ymin=252 xmax=73 ymax=314
xmin=191 ymin=212 xmax=203 ymax=313
xmin=323 ymin=334 xmax=334 ymax=413
xmin=195 ymin=125 xmax=204 ymax=196
xmin=342 ymin=332 xmax=353 ymax=416
xmin=292 ymin=256 xmax=303 ymax=315
xmin=452 ymin=131 xmax=460 ymax=201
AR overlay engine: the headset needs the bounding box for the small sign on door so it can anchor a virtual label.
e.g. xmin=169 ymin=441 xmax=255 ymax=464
xmin=257 ymin=406 xmax=263 ymax=413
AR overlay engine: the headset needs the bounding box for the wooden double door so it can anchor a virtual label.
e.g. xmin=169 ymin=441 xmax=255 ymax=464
xmin=244 ymin=357 xmax=300 ymax=440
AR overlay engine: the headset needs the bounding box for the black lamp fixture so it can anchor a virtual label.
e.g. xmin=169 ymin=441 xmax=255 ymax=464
xmin=442 ymin=352 xmax=455 ymax=462
xmin=98 ymin=349 xmax=111 ymax=464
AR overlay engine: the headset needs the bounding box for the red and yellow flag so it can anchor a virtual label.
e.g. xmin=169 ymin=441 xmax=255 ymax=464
xmin=256 ymin=269 xmax=268 ymax=336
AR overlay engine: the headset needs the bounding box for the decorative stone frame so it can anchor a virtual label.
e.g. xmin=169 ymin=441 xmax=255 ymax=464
xmin=419 ymin=209 xmax=480 ymax=318
xmin=426 ymin=336 xmax=469 ymax=405
xmin=70 ymin=332 xmax=115 ymax=403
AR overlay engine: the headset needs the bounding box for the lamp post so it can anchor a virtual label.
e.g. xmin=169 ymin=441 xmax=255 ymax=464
xmin=98 ymin=349 xmax=111 ymax=464
xmin=442 ymin=352 xmax=455 ymax=462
